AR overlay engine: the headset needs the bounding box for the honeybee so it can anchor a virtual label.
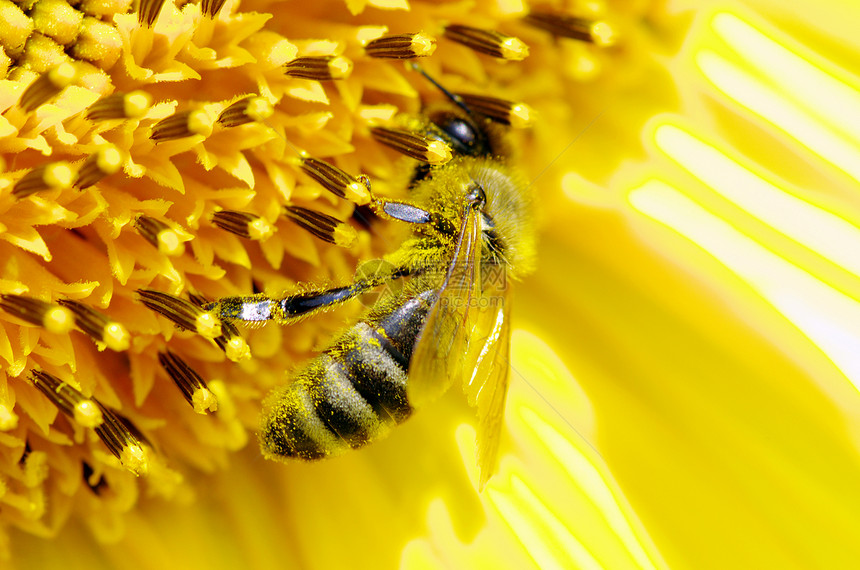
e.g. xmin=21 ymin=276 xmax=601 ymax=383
xmin=209 ymin=76 xmax=535 ymax=487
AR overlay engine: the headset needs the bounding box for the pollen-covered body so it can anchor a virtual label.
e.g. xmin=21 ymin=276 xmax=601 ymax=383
xmin=260 ymin=149 xmax=534 ymax=465
xmin=210 ymin=103 xmax=535 ymax=479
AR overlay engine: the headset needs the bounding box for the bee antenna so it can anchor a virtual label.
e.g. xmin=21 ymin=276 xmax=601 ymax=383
xmin=408 ymin=62 xmax=474 ymax=117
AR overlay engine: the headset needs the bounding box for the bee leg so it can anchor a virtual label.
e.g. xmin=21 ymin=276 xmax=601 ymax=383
xmin=207 ymin=265 xmax=413 ymax=326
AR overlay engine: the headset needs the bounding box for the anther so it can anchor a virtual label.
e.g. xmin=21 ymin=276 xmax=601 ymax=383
xmin=0 ymin=295 xmax=74 ymax=333
xmin=283 ymin=206 xmax=357 ymax=248
xmin=370 ymin=127 xmax=453 ymax=165
xmin=93 ymin=405 xmax=149 ymax=475
xmin=454 ymin=93 xmax=535 ymax=128
xmin=201 ymin=0 xmax=227 ymax=18
xmin=150 ymin=110 xmax=213 ymax=142
xmin=136 ymin=289 xmax=222 ymax=339
xmin=57 ymin=299 xmax=130 ymax=351
xmin=19 ymin=62 xmax=77 ymax=112
xmin=524 ymin=12 xmax=617 ymax=46
xmin=134 ymin=215 xmax=186 ymax=256
xmin=364 ymin=32 xmax=437 ymax=59
xmin=189 ymin=293 xmax=251 ymax=362
xmin=216 ymin=323 xmax=252 ymax=362
xmin=12 ymin=161 xmax=74 ymax=198
xmin=211 ymin=210 xmax=274 ymax=241
xmin=284 ymin=56 xmax=353 ymax=81
xmin=30 ymin=370 xmax=104 ymax=428
xmin=138 ymin=0 xmax=166 ymax=27
xmin=86 ymin=91 xmax=152 ymax=121
xmin=299 ymin=156 xmax=371 ymax=205
xmin=216 ymin=96 xmax=274 ymax=128
xmin=158 ymin=351 xmax=218 ymax=414
xmin=75 ymin=145 xmax=122 ymax=189
xmin=443 ymin=25 xmax=529 ymax=61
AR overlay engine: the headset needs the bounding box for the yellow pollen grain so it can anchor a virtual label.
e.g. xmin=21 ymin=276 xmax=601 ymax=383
xmin=43 ymin=162 xmax=75 ymax=189
xmin=187 ymin=110 xmax=214 ymax=137
xmin=0 ymin=0 xmax=33 ymax=58
xmin=124 ymin=90 xmax=152 ymax=118
xmin=96 ymin=146 xmax=122 ymax=174
xmin=509 ymin=103 xmax=535 ymax=128
xmin=327 ymin=56 xmax=353 ymax=79
xmin=43 ymin=305 xmax=74 ymax=334
xmin=156 ymin=229 xmax=185 ymax=256
xmin=47 ymin=61 xmax=77 ymax=87
xmin=73 ymin=400 xmax=104 ymax=427
xmin=591 ymin=21 xmax=616 ymax=47
xmin=411 ymin=32 xmax=437 ymax=57
xmin=195 ymin=312 xmax=222 ymax=339
xmin=425 ymin=140 xmax=453 ymax=165
xmin=191 ymin=387 xmax=218 ymax=414
xmin=345 ymin=180 xmax=371 ymax=205
xmin=0 ymin=404 xmax=18 ymax=431
xmin=102 ymin=322 xmax=130 ymax=351
xmin=121 ymin=444 xmax=149 ymax=476
xmin=226 ymin=336 xmax=251 ymax=361
xmin=499 ymin=37 xmax=529 ymax=61
xmin=333 ymin=224 xmax=358 ymax=248
xmin=247 ymin=218 xmax=274 ymax=240
xmin=245 ymin=97 xmax=274 ymax=122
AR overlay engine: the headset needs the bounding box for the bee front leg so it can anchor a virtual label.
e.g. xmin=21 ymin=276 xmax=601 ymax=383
xmin=207 ymin=264 xmax=413 ymax=327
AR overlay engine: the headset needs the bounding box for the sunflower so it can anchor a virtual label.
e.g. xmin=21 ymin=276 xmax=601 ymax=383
xmin=3 ymin=0 xmax=860 ymax=568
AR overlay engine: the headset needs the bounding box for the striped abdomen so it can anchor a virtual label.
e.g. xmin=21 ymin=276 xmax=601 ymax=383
xmin=260 ymin=289 xmax=436 ymax=460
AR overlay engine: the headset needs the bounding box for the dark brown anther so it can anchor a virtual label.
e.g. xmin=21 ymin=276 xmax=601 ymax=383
xmin=454 ymin=93 xmax=535 ymax=128
xmin=133 ymin=215 xmax=186 ymax=256
xmin=0 ymin=294 xmax=74 ymax=333
xmin=86 ymin=91 xmax=152 ymax=121
xmin=370 ymin=126 xmax=452 ymax=165
xmin=283 ymin=206 xmax=357 ymax=248
xmin=150 ymin=110 xmax=213 ymax=142
xmin=138 ymin=0 xmax=167 ymax=27
xmin=12 ymin=162 xmax=74 ymax=198
xmin=75 ymin=146 xmax=122 ymax=189
xmin=443 ymin=25 xmax=529 ymax=60
xmin=210 ymin=210 xmax=274 ymax=240
xmin=284 ymin=56 xmax=353 ymax=80
xmin=299 ymin=156 xmax=371 ymax=205
xmin=158 ymin=350 xmax=218 ymax=414
xmin=93 ymin=404 xmax=150 ymax=475
xmin=201 ymin=0 xmax=228 ymax=18
xmin=364 ymin=32 xmax=436 ymax=59
xmin=19 ymin=63 xmax=77 ymax=112
xmin=523 ymin=12 xmax=617 ymax=46
xmin=30 ymin=370 xmax=104 ymax=428
xmin=57 ymin=299 xmax=130 ymax=351
xmin=136 ymin=289 xmax=222 ymax=338
xmin=216 ymin=96 xmax=274 ymax=128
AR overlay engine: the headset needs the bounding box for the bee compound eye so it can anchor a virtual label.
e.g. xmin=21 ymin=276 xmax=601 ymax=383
xmin=429 ymin=111 xmax=485 ymax=155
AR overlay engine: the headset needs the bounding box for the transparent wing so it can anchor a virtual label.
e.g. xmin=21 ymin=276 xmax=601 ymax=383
xmin=407 ymin=206 xmax=482 ymax=409
xmin=462 ymin=280 xmax=512 ymax=490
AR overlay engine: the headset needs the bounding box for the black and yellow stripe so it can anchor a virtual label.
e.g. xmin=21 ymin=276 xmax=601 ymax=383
xmin=260 ymin=290 xmax=436 ymax=460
